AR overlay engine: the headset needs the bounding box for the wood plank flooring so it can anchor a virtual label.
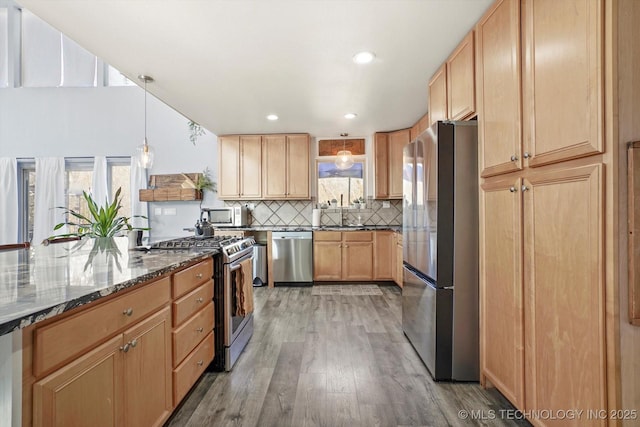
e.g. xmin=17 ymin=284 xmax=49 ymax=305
xmin=165 ymin=285 xmax=530 ymax=427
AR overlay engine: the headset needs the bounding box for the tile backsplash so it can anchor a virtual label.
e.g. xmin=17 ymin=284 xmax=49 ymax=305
xmin=224 ymin=199 xmax=403 ymax=227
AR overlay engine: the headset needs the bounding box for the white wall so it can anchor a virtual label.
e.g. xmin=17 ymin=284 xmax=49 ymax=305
xmin=0 ymin=86 xmax=223 ymax=237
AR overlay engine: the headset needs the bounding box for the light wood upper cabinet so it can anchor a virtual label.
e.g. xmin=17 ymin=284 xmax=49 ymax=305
xmin=476 ymin=0 xmax=523 ymax=177
xmin=286 ymin=134 xmax=311 ymax=199
xmin=480 ymin=176 xmax=523 ymax=409
xmin=447 ymin=31 xmax=476 ymax=121
xmin=374 ymin=132 xmax=389 ymax=199
xmin=218 ymin=135 xmax=262 ymax=199
xmin=388 ymin=129 xmax=410 ymax=199
xmin=429 ymin=64 xmax=448 ymax=126
xmin=523 ymin=165 xmax=605 ymax=424
xmin=522 ymin=0 xmax=603 ymax=167
xmin=262 ymin=134 xmax=310 ymax=199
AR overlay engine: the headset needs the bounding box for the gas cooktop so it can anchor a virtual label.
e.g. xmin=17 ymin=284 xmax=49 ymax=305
xmin=150 ymin=235 xmax=238 ymax=250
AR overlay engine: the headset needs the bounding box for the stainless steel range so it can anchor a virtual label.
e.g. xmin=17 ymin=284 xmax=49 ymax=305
xmin=151 ymin=235 xmax=255 ymax=371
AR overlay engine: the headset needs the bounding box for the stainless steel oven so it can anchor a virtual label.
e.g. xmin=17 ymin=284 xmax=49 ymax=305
xmin=222 ymin=245 xmax=254 ymax=371
xmin=219 ymin=238 xmax=255 ymax=371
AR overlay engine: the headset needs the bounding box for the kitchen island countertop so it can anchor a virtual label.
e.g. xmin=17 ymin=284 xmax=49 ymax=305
xmin=0 ymin=237 xmax=217 ymax=337
xmin=217 ymin=225 xmax=402 ymax=232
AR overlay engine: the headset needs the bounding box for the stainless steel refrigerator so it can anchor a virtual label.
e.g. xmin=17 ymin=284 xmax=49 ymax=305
xmin=401 ymin=121 xmax=479 ymax=381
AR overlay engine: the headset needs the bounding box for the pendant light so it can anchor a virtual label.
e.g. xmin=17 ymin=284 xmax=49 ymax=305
xmin=135 ymin=75 xmax=155 ymax=169
xmin=335 ymin=136 xmax=354 ymax=170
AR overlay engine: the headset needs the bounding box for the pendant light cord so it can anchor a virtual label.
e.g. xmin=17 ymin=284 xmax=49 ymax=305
xmin=144 ymin=78 xmax=147 ymax=146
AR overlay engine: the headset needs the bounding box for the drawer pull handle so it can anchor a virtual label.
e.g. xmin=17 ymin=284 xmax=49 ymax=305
xmin=120 ymin=343 xmax=130 ymax=353
xmin=196 ymin=297 xmax=204 ymax=303
xmin=197 ymin=360 xmax=204 ymax=366
xmin=196 ymin=273 xmax=203 ymax=279
xmin=122 ymin=308 xmax=133 ymax=316
xmin=196 ymin=327 xmax=204 ymax=333
xmin=130 ymin=339 xmax=138 ymax=348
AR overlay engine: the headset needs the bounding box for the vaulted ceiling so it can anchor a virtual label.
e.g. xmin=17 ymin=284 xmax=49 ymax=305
xmin=18 ymin=0 xmax=492 ymax=137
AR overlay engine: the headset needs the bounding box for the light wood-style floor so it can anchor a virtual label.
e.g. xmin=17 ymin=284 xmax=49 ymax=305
xmin=166 ymin=285 xmax=530 ymax=427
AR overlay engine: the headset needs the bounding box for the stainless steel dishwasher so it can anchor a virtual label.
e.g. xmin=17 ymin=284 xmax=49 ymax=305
xmin=271 ymin=231 xmax=313 ymax=285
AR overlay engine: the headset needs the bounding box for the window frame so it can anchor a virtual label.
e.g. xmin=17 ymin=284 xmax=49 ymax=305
xmin=315 ymin=156 xmax=367 ymax=208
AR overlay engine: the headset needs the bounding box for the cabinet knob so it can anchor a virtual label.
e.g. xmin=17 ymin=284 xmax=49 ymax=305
xmin=522 ymin=185 xmax=529 ymax=192
xmin=122 ymin=308 xmax=133 ymax=316
xmin=120 ymin=343 xmax=130 ymax=353
xmin=343 ymin=244 xmax=349 ymax=248
xmin=130 ymin=339 xmax=138 ymax=348
xmin=523 ymin=152 xmax=531 ymax=159
xmin=196 ymin=327 xmax=204 ymax=333
xmin=197 ymin=360 xmax=204 ymax=366
xmin=510 ymin=155 xmax=519 ymax=162
xmin=196 ymin=297 xmax=204 ymax=303
xmin=509 ymin=186 xmax=517 ymax=193
xmin=196 ymin=273 xmax=203 ymax=279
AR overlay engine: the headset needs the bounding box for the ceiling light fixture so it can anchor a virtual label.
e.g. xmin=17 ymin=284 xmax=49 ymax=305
xmin=266 ymin=114 xmax=279 ymax=121
xmin=335 ymin=137 xmax=354 ymax=170
xmin=353 ymin=51 xmax=375 ymax=64
xmin=344 ymin=113 xmax=357 ymax=119
xmin=135 ymin=75 xmax=155 ymax=169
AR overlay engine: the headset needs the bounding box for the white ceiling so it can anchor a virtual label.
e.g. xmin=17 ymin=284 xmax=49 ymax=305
xmin=18 ymin=0 xmax=493 ymax=138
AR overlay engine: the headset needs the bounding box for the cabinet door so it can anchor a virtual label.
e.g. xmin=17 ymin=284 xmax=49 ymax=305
xmin=262 ymin=135 xmax=287 ymax=199
xmin=313 ymin=241 xmax=342 ymax=281
xmin=373 ymin=231 xmax=394 ymax=280
xmin=522 ymin=0 xmax=603 ymax=167
xmin=523 ymin=164 xmax=605 ymax=423
xmin=218 ymin=136 xmax=240 ymax=199
xmin=342 ymin=242 xmax=373 ymax=281
xmin=396 ymin=242 xmax=403 ymax=288
xmin=286 ymin=135 xmax=310 ymax=199
xmin=480 ymin=177 xmax=523 ymax=409
xmin=476 ymin=0 xmax=522 ymax=177
xmin=374 ymin=133 xmax=389 ymax=199
xmin=447 ymin=31 xmax=476 ymax=120
xmin=239 ymin=135 xmax=262 ymax=198
xmin=123 ymin=307 xmax=172 ymax=427
xmin=33 ymin=335 xmax=124 ymax=427
xmin=388 ymin=129 xmax=410 ymax=199
xmin=429 ymin=64 xmax=448 ymax=126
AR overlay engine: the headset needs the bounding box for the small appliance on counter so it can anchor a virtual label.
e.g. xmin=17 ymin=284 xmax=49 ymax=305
xmin=202 ymin=206 xmax=248 ymax=227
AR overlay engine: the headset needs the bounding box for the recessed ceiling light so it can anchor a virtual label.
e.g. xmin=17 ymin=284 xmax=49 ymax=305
xmin=353 ymin=51 xmax=375 ymax=64
xmin=344 ymin=113 xmax=357 ymax=119
xmin=266 ymin=114 xmax=278 ymax=121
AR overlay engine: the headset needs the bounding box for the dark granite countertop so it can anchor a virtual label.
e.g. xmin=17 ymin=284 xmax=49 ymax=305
xmin=217 ymin=225 xmax=402 ymax=232
xmin=0 ymin=237 xmax=218 ymax=337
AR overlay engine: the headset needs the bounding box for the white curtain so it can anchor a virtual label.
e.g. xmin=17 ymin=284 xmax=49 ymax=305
xmin=0 ymin=158 xmax=18 ymax=245
xmin=92 ymin=156 xmax=108 ymax=207
xmin=130 ymin=158 xmax=149 ymax=238
xmin=33 ymin=157 xmax=66 ymax=244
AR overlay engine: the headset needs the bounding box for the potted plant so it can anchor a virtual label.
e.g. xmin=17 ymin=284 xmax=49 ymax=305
xmin=188 ymin=120 xmax=206 ymax=145
xmin=50 ymin=187 xmax=149 ymax=248
xmin=352 ymin=197 xmax=365 ymax=209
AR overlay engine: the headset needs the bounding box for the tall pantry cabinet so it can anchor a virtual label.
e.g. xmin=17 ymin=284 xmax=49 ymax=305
xmin=477 ymin=0 xmax=613 ymax=425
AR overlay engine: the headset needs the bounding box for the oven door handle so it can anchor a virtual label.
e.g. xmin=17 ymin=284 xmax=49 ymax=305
xmin=229 ymin=263 xmax=242 ymax=272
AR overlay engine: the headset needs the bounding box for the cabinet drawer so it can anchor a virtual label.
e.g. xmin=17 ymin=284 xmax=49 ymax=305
xmin=172 ymin=259 xmax=213 ymax=298
xmin=313 ymin=231 xmax=341 ymax=241
xmin=34 ymin=277 xmax=170 ymax=377
xmin=344 ymin=231 xmax=373 ymax=242
xmin=172 ymin=302 xmax=214 ymax=366
xmin=172 ymin=280 xmax=213 ymax=327
xmin=173 ymin=331 xmax=214 ymax=406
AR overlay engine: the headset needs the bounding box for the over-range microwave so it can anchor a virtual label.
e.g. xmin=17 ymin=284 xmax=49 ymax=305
xmin=202 ymin=207 xmax=249 ymax=227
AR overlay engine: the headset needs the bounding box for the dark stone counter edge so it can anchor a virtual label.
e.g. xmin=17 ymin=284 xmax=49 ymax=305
xmin=0 ymin=252 xmax=215 ymax=337
xmin=217 ymin=226 xmax=402 ymax=232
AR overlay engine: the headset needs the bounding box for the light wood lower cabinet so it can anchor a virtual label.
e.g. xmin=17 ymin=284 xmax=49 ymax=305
xmin=480 ymin=176 xmax=524 ymax=409
xmin=523 ymin=165 xmax=605 ymax=425
xmin=480 ymin=164 xmax=605 ymax=424
xmin=373 ymin=231 xmax=393 ymax=280
xmin=33 ymin=306 xmax=172 ymax=427
xmin=314 ymin=231 xmax=397 ymax=282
